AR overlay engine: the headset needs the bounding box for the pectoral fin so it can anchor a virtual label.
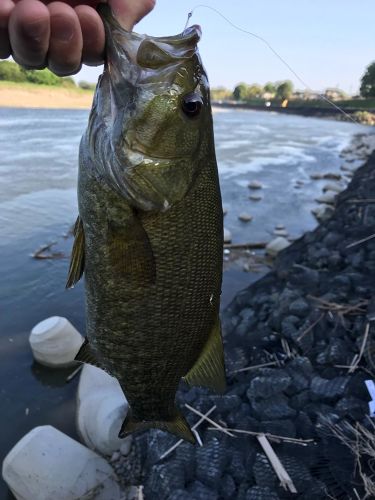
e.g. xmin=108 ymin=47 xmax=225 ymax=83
xmin=107 ymin=213 xmax=156 ymax=285
xmin=119 ymin=410 xmax=196 ymax=444
xmin=66 ymin=216 xmax=85 ymax=289
xmin=183 ymin=317 xmax=227 ymax=394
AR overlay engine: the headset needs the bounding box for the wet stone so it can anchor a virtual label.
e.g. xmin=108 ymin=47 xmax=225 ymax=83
xmin=227 ymin=450 xmax=247 ymax=483
xmin=287 ymin=356 xmax=313 ymax=379
xmin=224 ymin=347 xmax=249 ymax=373
xmin=253 ymin=453 xmax=278 ymax=488
xmin=251 ymin=394 xmax=296 ymax=420
xmin=175 ymin=442 xmax=196 ymax=483
xmin=285 ymin=369 xmax=310 ymax=394
xmin=168 ymin=490 xmax=192 ymax=500
xmin=219 ymin=474 xmax=236 ymax=498
xmin=327 ymin=338 xmax=353 ymax=364
xmin=335 ymin=397 xmax=368 ymax=420
xmin=188 ymin=481 xmax=218 ymax=500
xmin=278 ymin=455 xmax=313 ymax=492
xmin=295 ymin=412 xmax=314 ymax=439
xmin=208 ymin=394 xmax=242 ymax=413
xmin=248 ymin=370 xmax=291 ymax=399
xmin=290 ymin=390 xmax=311 ymax=411
xmin=289 ymin=298 xmax=310 ymax=317
xmin=246 ymin=486 xmax=280 ymax=500
xmin=239 ymin=213 xmax=253 ymax=222
xmin=260 ymin=419 xmax=296 ymax=438
xmin=248 ymin=180 xmax=263 ymax=189
xmin=310 ymin=376 xmax=350 ymax=401
xmin=196 ymin=438 xmax=227 ymax=489
xmin=304 ymin=402 xmax=336 ymax=420
xmin=145 ymin=462 xmax=185 ymax=500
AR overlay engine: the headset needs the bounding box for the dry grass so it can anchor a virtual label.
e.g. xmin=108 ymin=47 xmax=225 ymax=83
xmin=328 ymin=419 xmax=375 ymax=499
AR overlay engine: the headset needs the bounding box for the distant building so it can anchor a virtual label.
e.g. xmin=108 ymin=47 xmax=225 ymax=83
xmin=293 ymin=90 xmax=321 ymax=100
xmin=324 ymin=88 xmax=347 ymax=100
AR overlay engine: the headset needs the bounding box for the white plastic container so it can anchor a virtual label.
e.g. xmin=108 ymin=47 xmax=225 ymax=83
xmin=77 ymin=365 xmax=131 ymax=456
xmin=29 ymin=316 xmax=83 ymax=368
xmin=2 ymin=425 xmax=121 ymax=500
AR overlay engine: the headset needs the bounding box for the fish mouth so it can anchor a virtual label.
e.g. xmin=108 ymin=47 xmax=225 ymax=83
xmin=98 ymin=4 xmax=201 ymax=66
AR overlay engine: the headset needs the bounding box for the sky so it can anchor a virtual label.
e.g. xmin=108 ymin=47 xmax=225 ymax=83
xmin=77 ymin=0 xmax=375 ymax=94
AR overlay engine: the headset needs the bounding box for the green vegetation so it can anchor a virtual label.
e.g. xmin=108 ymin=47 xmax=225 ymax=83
xmin=0 ymin=60 xmax=77 ymax=88
xmin=78 ymin=81 xmax=97 ymax=91
xmin=275 ymin=80 xmax=293 ymax=100
xmin=210 ymin=86 xmax=232 ymax=101
xmin=360 ymin=61 xmax=375 ymax=98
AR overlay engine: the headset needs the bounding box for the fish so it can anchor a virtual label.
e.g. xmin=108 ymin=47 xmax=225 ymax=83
xmin=67 ymin=4 xmax=226 ymax=444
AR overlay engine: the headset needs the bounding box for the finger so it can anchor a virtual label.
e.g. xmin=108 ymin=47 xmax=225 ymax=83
xmin=0 ymin=0 xmax=14 ymax=59
xmin=9 ymin=0 xmax=50 ymax=68
xmin=109 ymin=0 xmax=156 ymax=30
xmin=47 ymin=2 xmax=82 ymax=76
xmin=75 ymin=5 xmax=104 ymax=66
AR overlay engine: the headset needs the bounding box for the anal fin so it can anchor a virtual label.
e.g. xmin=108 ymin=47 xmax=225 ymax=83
xmin=183 ymin=317 xmax=226 ymax=394
xmin=75 ymin=337 xmax=104 ymax=370
xmin=66 ymin=215 xmax=85 ymax=289
xmin=119 ymin=410 xmax=196 ymax=444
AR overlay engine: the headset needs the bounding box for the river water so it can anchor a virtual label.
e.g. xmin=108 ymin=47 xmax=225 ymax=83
xmin=0 ymin=107 xmax=369 ymax=496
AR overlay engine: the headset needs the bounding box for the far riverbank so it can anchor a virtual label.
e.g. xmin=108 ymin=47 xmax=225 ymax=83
xmin=0 ymin=82 xmax=94 ymax=109
xmin=213 ymin=101 xmax=375 ymax=124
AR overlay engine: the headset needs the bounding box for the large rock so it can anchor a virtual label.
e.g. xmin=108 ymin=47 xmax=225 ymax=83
xmin=311 ymin=204 xmax=334 ymax=222
xmin=77 ymin=365 xmax=130 ymax=456
xmin=315 ymin=192 xmax=337 ymax=205
xmin=224 ymin=228 xmax=232 ymax=243
xmin=29 ymin=316 xmax=83 ymax=368
xmin=265 ymin=237 xmax=290 ymax=257
xmin=2 ymin=426 xmax=121 ymax=500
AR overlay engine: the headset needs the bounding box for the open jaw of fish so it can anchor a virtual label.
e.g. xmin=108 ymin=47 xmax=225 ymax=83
xmin=67 ymin=4 xmax=226 ymax=444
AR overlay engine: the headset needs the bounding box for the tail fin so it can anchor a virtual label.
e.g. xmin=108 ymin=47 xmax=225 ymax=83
xmin=119 ymin=410 xmax=196 ymax=444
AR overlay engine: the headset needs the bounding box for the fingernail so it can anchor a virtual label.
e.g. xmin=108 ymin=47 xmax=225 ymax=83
xmin=52 ymin=18 xmax=74 ymax=42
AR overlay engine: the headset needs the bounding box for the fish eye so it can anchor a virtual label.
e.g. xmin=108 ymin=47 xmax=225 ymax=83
xmin=181 ymin=93 xmax=203 ymax=118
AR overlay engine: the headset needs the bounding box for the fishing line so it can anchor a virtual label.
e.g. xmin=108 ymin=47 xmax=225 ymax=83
xmin=185 ymin=4 xmax=359 ymax=125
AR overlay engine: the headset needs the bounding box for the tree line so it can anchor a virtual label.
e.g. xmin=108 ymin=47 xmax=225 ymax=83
xmin=213 ymin=61 xmax=375 ymax=102
xmin=0 ymin=60 xmax=95 ymax=90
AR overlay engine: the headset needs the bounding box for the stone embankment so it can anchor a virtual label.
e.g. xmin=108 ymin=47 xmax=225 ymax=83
xmin=110 ymin=135 xmax=375 ymax=499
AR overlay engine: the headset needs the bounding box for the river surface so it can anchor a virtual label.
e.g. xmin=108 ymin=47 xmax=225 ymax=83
xmin=0 ymin=107 xmax=369 ymax=496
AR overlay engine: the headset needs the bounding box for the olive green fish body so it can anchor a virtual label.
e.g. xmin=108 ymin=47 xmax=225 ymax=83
xmin=68 ymin=5 xmax=225 ymax=442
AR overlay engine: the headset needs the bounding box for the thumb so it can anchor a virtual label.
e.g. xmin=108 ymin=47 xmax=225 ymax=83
xmin=108 ymin=0 xmax=156 ymax=30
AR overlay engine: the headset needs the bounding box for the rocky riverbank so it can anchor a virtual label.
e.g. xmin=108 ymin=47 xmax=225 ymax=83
xmin=108 ymin=134 xmax=375 ymax=499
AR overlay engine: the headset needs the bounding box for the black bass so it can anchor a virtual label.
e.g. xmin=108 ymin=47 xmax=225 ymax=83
xmin=67 ymin=5 xmax=225 ymax=444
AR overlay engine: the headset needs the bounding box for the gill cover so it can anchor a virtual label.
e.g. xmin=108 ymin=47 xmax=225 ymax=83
xmin=86 ymin=4 xmax=210 ymax=212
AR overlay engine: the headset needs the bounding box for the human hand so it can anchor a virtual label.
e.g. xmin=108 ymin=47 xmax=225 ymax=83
xmin=0 ymin=0 xmax=155 ymax=75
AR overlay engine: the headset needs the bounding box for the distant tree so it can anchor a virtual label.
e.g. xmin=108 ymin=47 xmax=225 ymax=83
xmin=276 ymin=80 xmax=294 ymax=100
xmin=0 ymin=61 xmax=26 ymax=82
xmin=233 ymin=82 xmax=250 ymax=101
xmin=360 ymin=61 xmax=375 ymax=98
xmin=264 ymin=82 xmax=276 ymax=94
xmin=79 ymin=80 xmax=96 ymax=91
xmin=210 ymin=86 xmax=232 ymax=101
xmin=247 ymin=84 xmax=263 ymax=99
xmin=23 ymin=68 xmax=61 ymax=86
xmin=61 ymin=77 xmax=76 ymax=88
